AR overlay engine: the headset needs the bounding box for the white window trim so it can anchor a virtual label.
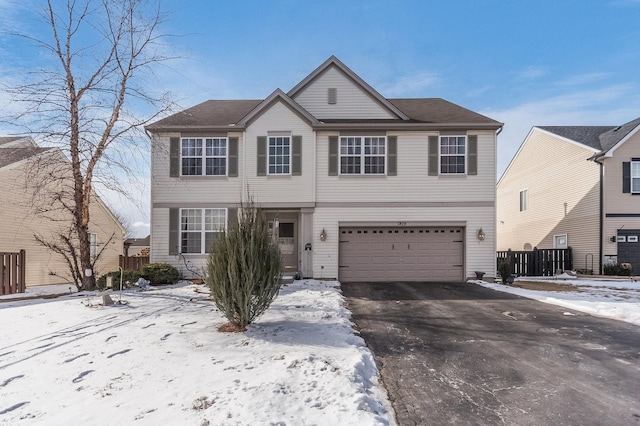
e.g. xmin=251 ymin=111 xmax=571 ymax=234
xmin=179 ymin=208 xmax=228 ymax=254
xmin=439 ymin=135 xmax=467 ymax=175
xmin=339 ymin=136 xmax=387 ymax=175
xmin=267 ymin=135 xmax=292 ymax=175
xmin=180 ymin=137 xmax=228 ymax=177
xmin=631 ymin=160 xmax=640 ymax=193
xmin=519 ymin=189 xmax=529 ymax=212
xmin=553 ymin=234 xmax=568 ymax=249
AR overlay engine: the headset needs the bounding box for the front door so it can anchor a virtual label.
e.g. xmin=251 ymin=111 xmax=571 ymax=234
xmin=267 ymin=212 xmax=299 ymax=272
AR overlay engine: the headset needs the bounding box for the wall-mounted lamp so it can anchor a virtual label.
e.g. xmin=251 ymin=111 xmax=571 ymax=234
xmin=477 ymin=228 xmax=486 ymax=241
xmin=320 ymin=228 xmax=327 ymax=242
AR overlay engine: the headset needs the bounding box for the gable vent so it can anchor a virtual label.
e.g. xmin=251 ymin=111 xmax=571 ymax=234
xmin=328 ymin=88 xmax=337 ymax=104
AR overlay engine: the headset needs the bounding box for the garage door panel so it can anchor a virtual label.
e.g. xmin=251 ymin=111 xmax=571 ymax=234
xmin=339 ymin=227 xmax=464 ymax=282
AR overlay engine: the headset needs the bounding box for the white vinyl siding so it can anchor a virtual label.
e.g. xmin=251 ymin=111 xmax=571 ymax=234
xmin=317 ymin=131 xmax=497 ymax=203
xmin=151 ymin=133 xmax=244 ymax=204
xmin=292 ymin=67 xmax=396 ymax=120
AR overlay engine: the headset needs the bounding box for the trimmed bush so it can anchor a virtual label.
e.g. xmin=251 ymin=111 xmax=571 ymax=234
xmin=206 ymin=200 xmax=282 ymax=331
xmin=96 ymin=270 xmax=142 ymax=291
xmin=140 ymin=263 xmax=181 ymax=285
xmin=498 ymin=258 xmax=512 ymax=284
xmin=603 ymin=263 xmax=633 ymax=277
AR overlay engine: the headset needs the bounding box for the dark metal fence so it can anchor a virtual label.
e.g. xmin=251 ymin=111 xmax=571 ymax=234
xmin=1 ymin=250 xmax=26 ymax=295
xmin=497 ymin=247 xmax=573 ymax=277
xmin=119 ymin=255 xmax=149 ymax=271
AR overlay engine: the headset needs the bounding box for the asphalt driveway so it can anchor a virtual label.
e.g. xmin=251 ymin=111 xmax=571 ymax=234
xmin=341 ymin=281 xmax=640 ymax=426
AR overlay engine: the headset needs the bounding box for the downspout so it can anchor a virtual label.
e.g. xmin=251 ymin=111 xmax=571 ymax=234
xmin=598 ymin=160 xmax=604 ymax=275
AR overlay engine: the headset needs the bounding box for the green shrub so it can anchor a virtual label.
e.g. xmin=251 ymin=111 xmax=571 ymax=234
xmin=96 ymin=270 xmax=142 ymax=290
xmin=498 ymin=258 xmax=512 ymax=284
xmin=603 ymin=263 xmax=633 ymax=277
xmin=206 ymin=200 xmax=282 ymax=331
xmin=140 ymin=263 xmax=181 ymax=285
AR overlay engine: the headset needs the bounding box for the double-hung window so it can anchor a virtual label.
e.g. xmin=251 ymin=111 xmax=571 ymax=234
xmin=632 ymin=161 xmax=640 ymax=193
xmin=180 ymin=208 xmax=227 ymax=254
xmin=440 ymin=136 xmax=466 ymax=174
xmin=181 ymin=137 xmax=227 ymax=176
xmin=339 ymin=136 xmax=386 ymax=175
xmin=268 ymin=136 xmax=291 ymax=175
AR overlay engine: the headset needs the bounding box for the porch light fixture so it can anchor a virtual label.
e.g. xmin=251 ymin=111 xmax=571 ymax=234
xmin=320 ymin=228 xmax=327 ymax=242
xmin=477 ymin=228 xmax=486 ymax=241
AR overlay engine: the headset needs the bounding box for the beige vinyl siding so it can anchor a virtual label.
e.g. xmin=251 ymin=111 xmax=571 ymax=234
xmin=602 ymin=130 xmax=640 ymax=259
xmin=292 ymin=67 xmax=396 ymax=120
xmin=151 ymin=132 xmax=244 ymax=205
xmin=0 ymin=151 xmax=124 ymax=286
xmin=312 ymin=206 xmax=495 ymax=280
xmin=316 ymin=130 xmax=496 ymax=203
xmin=497 ymin=129 xmax=600 ymax=271
xmin=243 ymin=101 xmax=315 ymax=203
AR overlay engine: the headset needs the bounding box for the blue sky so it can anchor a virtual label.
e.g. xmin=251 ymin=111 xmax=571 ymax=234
xmin=2 ymin=0 xmax=640 ymax=235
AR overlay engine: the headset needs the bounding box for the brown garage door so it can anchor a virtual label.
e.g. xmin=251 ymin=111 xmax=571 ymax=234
xmin=338 ymin=227 xmax=464 ymax=282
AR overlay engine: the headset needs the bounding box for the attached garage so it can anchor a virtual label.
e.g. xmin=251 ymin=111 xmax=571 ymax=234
xmin=338 ymin=226 xmax=465 ymax=282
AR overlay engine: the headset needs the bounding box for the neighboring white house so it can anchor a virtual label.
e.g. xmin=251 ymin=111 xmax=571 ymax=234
xmin=0 ymin=136 xmax=125 ymax=287
xmin=146 ymin=56 xmax=502 ymax=282
xmin=497 ymin=117 xmax=640 ymax=274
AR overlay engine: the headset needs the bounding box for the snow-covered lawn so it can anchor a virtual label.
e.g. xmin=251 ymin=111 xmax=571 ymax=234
xmin=0 ymin=280 xmax=394 ymax=425
xmin=474 ymin=275 xmax=640 ymax=326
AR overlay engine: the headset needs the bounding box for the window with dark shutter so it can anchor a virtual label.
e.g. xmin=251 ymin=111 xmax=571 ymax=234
xmin=257 ymin=136 xmax=267 ymax=176
xmin=328 ymin=136 xmax=338 ymax=176
xmin=428 ymin=136 xmax=438 ymax=176
xmin=169 ymin=137 xmax=180 ymax=177
xmin=292 ymin=135 xmax=302 ymax=176
xmin=169 ymin=208 xmax=179 ymax=255
xmin=228 ymin=137 xmax=238 ymax=177
xmin=467 ymin=135 xmax=478 ymax=175
xmin=387 ymin=136 xmax=397 ymax=176
xmin=623 ymin=162 xmax=631 ymax=193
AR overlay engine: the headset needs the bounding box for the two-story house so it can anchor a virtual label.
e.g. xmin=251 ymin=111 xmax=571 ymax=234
xmin=497 ymin=116 xmax=640 ymax=274
xmin=146 ymin=56 xmax=502 ymax=282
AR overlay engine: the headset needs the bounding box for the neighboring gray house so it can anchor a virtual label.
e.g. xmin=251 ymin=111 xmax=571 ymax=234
xmin=497 ymin=117 xmax=640 ymax=273
xmin=146 ymin=56 xmax=502 ymax=282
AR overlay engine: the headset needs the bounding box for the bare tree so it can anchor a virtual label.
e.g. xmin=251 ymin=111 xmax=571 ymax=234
xmin=3 ymin=0 xmax=173 ymax=290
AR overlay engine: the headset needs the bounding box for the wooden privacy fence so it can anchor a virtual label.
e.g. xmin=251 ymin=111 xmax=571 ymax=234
xmin=1 ymin=250 xmax=26 ymax=295
xmin=497 ymin=247 xmax=573 ymax=277
xmin=119 ymin=255 xmax=149 ymax=271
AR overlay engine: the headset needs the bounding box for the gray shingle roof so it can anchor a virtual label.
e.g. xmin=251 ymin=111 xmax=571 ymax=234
xmin=538 ymin=126 xmax=615 ymax=150
xmin=147 ymin=97 xmax=501 ymax=131
xmin=0 ymin=147 xmax=53 ymax=168
xmin=538 ymin=116 xmax=640 ymax=154
xmin=598 ymin=116 xmax=640 ymax=152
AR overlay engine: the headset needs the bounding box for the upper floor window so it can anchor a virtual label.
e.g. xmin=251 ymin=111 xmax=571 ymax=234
xmin=519 ymin=189 xmax=529 ymax=212
xmin=440 ymin=136 xmax=466 ymax=174
xmin=181 ymin=137 xmax=227 ymax=176
xmin=340 ymin=136 xmax=386 ymax=175
xmin=268 ymin=136 xmax=291 ymax=175
xmin=632 ymin=161 xmax=640 ymax=193
xmin=180 ymin=208 xmax=227 ymax=254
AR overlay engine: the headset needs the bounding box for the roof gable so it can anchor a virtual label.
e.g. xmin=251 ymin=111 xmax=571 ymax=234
xmin=236 ymin=89 xmax=320 ymax=127
xmin=288 ymin=56 xmax=409 ymax=121
xmin=597 ymin=116 xmax=640 ymax=156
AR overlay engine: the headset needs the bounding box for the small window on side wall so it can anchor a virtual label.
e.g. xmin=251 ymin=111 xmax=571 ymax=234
xmin=554 ymin=234 xmax=568 ymax=249
xmin=519 ymin=189 xmax=528 ymax=212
